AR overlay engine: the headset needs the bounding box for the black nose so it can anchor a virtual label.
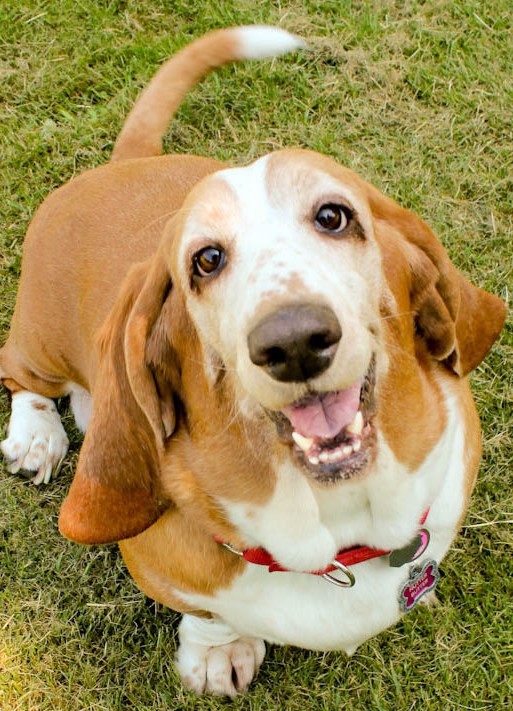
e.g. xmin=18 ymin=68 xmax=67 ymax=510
xmin=247 ymin=303 xmax=342 ymax=382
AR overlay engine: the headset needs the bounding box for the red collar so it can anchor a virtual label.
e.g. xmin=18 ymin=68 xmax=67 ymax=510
xmin=215 ymin=509 xmax=430 ymax=588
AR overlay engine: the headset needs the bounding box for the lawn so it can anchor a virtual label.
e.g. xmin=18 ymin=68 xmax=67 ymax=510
xmin=1 ymin=1 xmax=512 ymax=709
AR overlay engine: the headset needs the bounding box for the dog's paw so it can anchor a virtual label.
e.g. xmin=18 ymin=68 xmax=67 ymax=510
xmin=177 ymin=637 xmax=266 ymax=697
xmin=1 ymin=391 xmax=69 ymax=485
xmin=176 ymin=615 xmax=265 ymax=697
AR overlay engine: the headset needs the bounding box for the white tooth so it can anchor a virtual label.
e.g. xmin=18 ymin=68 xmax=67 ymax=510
xmin=292 ymin=432 xmax=315 ymax=452
xmin=309 ymin=456 xmax=319 ymax=465
xmin=353 ymin=439 xmax=361 ymax=452
xmin=347 ymin=410 xmax=364 ymax=436
xmin=343 ymin=445 xmax=353 ymax=457
xmin=329 ymin=449 xmax=342 ymax=462
xmin=319 ymin=452 xmax=330 ymax=463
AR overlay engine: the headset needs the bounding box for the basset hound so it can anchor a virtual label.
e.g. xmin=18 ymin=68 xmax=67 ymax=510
xmin=0 ymin=26 xmax=506 ymax=697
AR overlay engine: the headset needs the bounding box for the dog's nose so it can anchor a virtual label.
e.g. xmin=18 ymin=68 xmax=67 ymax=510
xmin=247 ymin=303 xmax=342 ymax=382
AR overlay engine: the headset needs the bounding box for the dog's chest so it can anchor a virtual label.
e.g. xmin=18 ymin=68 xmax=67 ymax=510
xmin=185 ymin=556 xmax=430 ymax=651
xmin=177 ymin=513 xmax=455 ymax=652
xmin=177 ymin=390 xmax=468 ymax=651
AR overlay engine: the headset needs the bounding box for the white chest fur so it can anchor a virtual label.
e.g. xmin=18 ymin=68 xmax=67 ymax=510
xmin=177 ymin=384 xmax=468 ymax=652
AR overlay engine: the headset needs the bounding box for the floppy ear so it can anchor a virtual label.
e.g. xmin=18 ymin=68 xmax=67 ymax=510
xmin=446 ymin=276 xmax=507 ymax=376
xmin=369 ymin=188 xmax=506 ymax=377
xmin=59 ymin=254 xmax=175 ymax=544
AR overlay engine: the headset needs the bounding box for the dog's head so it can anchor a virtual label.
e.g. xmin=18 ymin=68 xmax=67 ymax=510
xmin=59 ymin=149 xmax=506 ymax=544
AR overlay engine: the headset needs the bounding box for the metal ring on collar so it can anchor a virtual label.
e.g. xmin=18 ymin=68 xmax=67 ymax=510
xmin=322 ymin=560 xmax=356 ymax=587
xmin=221 ymin=542 xmax=243 ymax=556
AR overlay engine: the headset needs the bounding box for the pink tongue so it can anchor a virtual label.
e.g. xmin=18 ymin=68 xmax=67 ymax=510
xmin=283 ymin=383 xmax=361 ymax=439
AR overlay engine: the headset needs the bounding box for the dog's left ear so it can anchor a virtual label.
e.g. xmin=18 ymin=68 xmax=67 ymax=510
xmin=59 ymin=250 xmax=176 ymax=545
xmin=370 ymin=189 xmax=506 ymax=376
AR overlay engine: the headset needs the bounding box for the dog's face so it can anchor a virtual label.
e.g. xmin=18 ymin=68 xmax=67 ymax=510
xmin=171 ymin=150 xmax=384 ymax=485
xmin=58 ymin=148 xmax=506 ymax=545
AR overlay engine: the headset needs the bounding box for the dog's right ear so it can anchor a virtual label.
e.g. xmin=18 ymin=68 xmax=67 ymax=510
xmin=368 ymin=185 xmax=506 ymax=376
xmin=59 ymin=253 xmax=175 ymax=545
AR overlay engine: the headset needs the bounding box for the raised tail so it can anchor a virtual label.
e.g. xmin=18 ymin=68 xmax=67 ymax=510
xmin=111 ymin=25 xmax=305 ymax=162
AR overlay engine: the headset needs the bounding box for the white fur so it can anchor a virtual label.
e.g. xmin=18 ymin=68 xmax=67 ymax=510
xmin=236 ymin=26 xmax=306 ymax=60
xmin=173 ymin=382 xmax=466 ymax=655
xmin=67 ymin=383 xmax=92 ymax=433
xmin=220 ymin=460 xmax=337 ymax=572
xmin=176 ymin=615 xmax=265 ymax=697
xmin=1 ymin=391 xmax=69 ymax=484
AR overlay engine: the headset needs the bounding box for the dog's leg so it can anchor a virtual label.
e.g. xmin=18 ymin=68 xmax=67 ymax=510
xmin=175 ymin=614 xmax=266 ymax=697
xmin=68 ymin=384 xmax=92 ymax=433
xmin=1 ymin=390 xmax=69 ymax=484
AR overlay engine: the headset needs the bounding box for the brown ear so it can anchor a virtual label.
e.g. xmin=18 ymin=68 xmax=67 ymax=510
xmin=59 ymin=255 xmax=175 ymax=544
xmin=447 ymin=276 xmax=507 ymax=376
xmin=369 ymin=187 xmax=506 ymax=377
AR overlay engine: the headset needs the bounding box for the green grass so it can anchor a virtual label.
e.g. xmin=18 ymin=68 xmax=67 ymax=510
xmin=1 ymin=1 xmax=512 ymax=709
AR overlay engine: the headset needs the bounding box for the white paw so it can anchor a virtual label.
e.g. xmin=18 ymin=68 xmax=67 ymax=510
xmin=1 ymin=391 xmax=69 ymax=485
xmin=177 ymin=637 xmax=266 ymax=697
xmin=176 ymin=615 xmax=265 ymax=697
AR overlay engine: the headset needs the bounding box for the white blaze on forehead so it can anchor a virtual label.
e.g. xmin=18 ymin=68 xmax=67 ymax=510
xmin=215 ymin=154 xmax=379 ymax=319
xmin=217 ymin=155 xmax=271 ymax=221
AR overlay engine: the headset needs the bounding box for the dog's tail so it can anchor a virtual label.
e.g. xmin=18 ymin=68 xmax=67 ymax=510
xmin=111 ymin=25 xmax=305 ymax=162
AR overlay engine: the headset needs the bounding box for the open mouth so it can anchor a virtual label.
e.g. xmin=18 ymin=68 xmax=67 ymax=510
xmin=270 ymin=358 xmax=376 ymax=484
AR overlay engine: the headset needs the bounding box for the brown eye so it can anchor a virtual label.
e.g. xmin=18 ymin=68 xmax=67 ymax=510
xmin=314 ymin=204 xmax=350 ymax=233
xmin=192 ymin=246 xmax=226 ymax=277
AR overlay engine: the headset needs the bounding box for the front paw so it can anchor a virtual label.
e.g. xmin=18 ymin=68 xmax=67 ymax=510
xmin=176 ymin=615 xmax=265 ymax=697
xmin=1 ymin=392 xmax=69 ymax=485
xmin=177 ymin=637 xmax=265 ymax=697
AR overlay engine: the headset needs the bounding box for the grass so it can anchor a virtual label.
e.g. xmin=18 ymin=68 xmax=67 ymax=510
xmin=1 ymin=0 xmax=512 ymax=709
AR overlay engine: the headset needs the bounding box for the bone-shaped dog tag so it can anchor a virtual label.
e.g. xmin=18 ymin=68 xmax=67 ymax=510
xmin=398 ymin=559 xmax=440 ymax=612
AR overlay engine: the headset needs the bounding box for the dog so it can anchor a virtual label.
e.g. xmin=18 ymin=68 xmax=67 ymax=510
xmin=0 ymin=26 xmax=506 ymax=696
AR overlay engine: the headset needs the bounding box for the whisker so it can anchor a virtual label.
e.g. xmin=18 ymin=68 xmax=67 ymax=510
xmin=374 ymin=310 xmax=416 ymax=323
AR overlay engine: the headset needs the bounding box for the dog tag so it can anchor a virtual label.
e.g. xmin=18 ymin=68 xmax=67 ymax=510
xmin=398 ymin=559 xmax=440 ymax=613
xmin=389 ymin=528 xmax=430 ymax=568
